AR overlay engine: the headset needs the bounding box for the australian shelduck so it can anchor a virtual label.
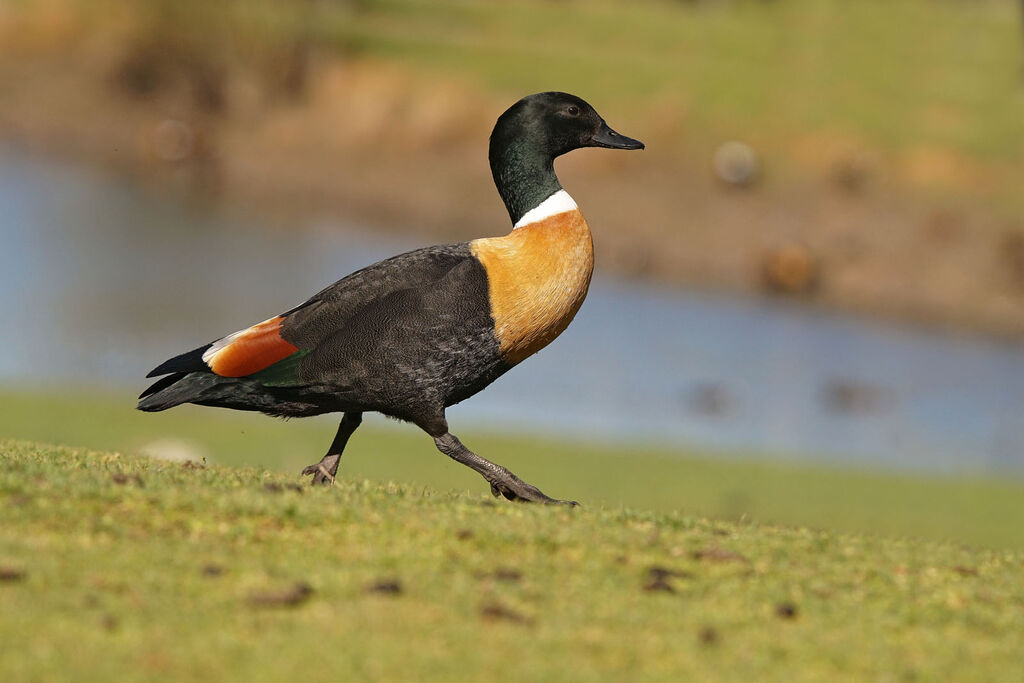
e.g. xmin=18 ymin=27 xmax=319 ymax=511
xmin=139 ymin=91 xmax=644 ymax=504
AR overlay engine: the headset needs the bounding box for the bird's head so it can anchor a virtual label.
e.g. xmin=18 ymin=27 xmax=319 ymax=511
xmin=490 ymin=92 xmax=645 ymax=162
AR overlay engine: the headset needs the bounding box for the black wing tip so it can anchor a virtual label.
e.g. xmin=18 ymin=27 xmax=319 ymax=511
xmin=138 ymin=371 xmax=189 ymax=400
xmin=146 ymin=344 xmax=212 ymax=378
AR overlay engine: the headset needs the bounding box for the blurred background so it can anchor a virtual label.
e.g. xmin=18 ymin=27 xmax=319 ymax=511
xmin=1 ymin=0 xmax=1023 ymax=543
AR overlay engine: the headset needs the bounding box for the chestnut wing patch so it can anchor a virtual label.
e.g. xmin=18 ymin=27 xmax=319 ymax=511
xmin=202 ymin=316 xmax=300 ymax=377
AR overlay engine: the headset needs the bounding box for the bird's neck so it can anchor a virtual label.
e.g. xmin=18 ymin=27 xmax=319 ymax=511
xmin=512 ymin=190 xmax=579 ymax=229
xmin=490 ymin=140 xmax=563 ymax=226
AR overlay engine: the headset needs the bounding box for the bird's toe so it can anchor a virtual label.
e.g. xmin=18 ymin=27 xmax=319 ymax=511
xmin=301 ymin=458 xmax=338 ymax=486
xmin=487 ymin=475 xmax=575 ymax=506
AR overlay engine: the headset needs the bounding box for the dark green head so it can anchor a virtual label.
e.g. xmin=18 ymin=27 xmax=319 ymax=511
xmin=489 ymin=92 xmax=644 ymax=224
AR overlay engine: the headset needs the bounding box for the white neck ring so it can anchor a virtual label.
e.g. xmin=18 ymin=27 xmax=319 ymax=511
xmin=513 ymin=190 xmax=578 ymax=229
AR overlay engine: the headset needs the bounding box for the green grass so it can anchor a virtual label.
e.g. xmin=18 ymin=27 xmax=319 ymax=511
xmin=2 ymin=388 xmax=1024 ymax=550
xmin=2 ymin=440 xmax=1023 ymax=681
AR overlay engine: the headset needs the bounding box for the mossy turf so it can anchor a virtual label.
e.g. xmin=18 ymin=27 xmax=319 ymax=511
xmin=2 ymin=440 xmax=1023 ymax=681
xmin=3 ymin=389 xmax=1024 ymax=550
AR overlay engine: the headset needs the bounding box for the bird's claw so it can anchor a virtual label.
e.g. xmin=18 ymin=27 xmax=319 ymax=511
xmin=487 ymin=475 xmax=578 ymax=506
xmin=301 ymin=455 xmax=339 ymax=486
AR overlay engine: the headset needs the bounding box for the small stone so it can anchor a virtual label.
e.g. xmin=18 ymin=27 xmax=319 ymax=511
xmin=491 ymin=568 xmax=522 ymax=582
xmin=643 ymin=566 xmax=692 ymax=593
xmin=775 ymin=602 xmax=799 ymax=619
xmin=643 ymin=577 xmax=676 ymax=593
xmin=248 ymin=582 xmax=314 ymax=607
xmin=699 ymin=626 xmax=719 ymax=645
xmin=480 ymin=601 xmax=531 ymax=624
xmin=366 ymin=579 xmax=403 ymax=595
xmin=0 ymin=567 xmax=26 ymax=582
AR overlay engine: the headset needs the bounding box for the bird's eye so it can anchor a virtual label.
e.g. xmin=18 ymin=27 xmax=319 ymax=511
xmin=566 ymin=105 xmax=580 ymax=117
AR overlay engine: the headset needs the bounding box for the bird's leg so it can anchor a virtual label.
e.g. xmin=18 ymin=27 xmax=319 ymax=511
xmin=301 ymin=412 xmax=362 ymax=485
xmin=433 ymin=432 xmax=578 ymax=506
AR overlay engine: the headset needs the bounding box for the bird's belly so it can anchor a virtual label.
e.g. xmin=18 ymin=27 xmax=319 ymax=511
xmin=491 ymin=274 xmax=591 ymax=364
xmin=300 ymin=308 xmax=508 ymax=416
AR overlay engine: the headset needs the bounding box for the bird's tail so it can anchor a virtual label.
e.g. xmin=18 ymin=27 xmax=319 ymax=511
xmin=137 ymin=372 xmax=223 ymax=412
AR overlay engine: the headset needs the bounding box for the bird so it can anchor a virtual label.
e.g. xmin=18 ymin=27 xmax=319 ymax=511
xmin=138 ymin=91 xmax=644 ymax=505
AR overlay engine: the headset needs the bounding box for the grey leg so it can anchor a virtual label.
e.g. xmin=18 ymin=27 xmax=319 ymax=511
xmin=433 ymin=432 xmax=577 ymax=506
xmin=301 ymin=412 xmax=362 ymax=485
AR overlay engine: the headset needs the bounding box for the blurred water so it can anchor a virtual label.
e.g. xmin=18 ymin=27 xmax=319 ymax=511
xmin=2 ymin=146 xmax=1023 ymax=474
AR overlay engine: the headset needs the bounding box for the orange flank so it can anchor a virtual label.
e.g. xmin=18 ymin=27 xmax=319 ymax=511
xmin=471 ymin=209 xmax=594 ymax=365
xmin=204 ymin=316 xmax=299 ymax=377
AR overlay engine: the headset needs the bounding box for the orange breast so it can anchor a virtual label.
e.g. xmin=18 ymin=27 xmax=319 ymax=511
xmin=471 ymin=210 xmax=594 ymax=365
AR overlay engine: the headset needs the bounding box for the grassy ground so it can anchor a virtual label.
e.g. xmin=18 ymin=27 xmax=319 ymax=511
xmin=2 ymin=388 xmax=1024 ymax=550
xmin=2 ymin=440 xmax=1023 ymax=681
